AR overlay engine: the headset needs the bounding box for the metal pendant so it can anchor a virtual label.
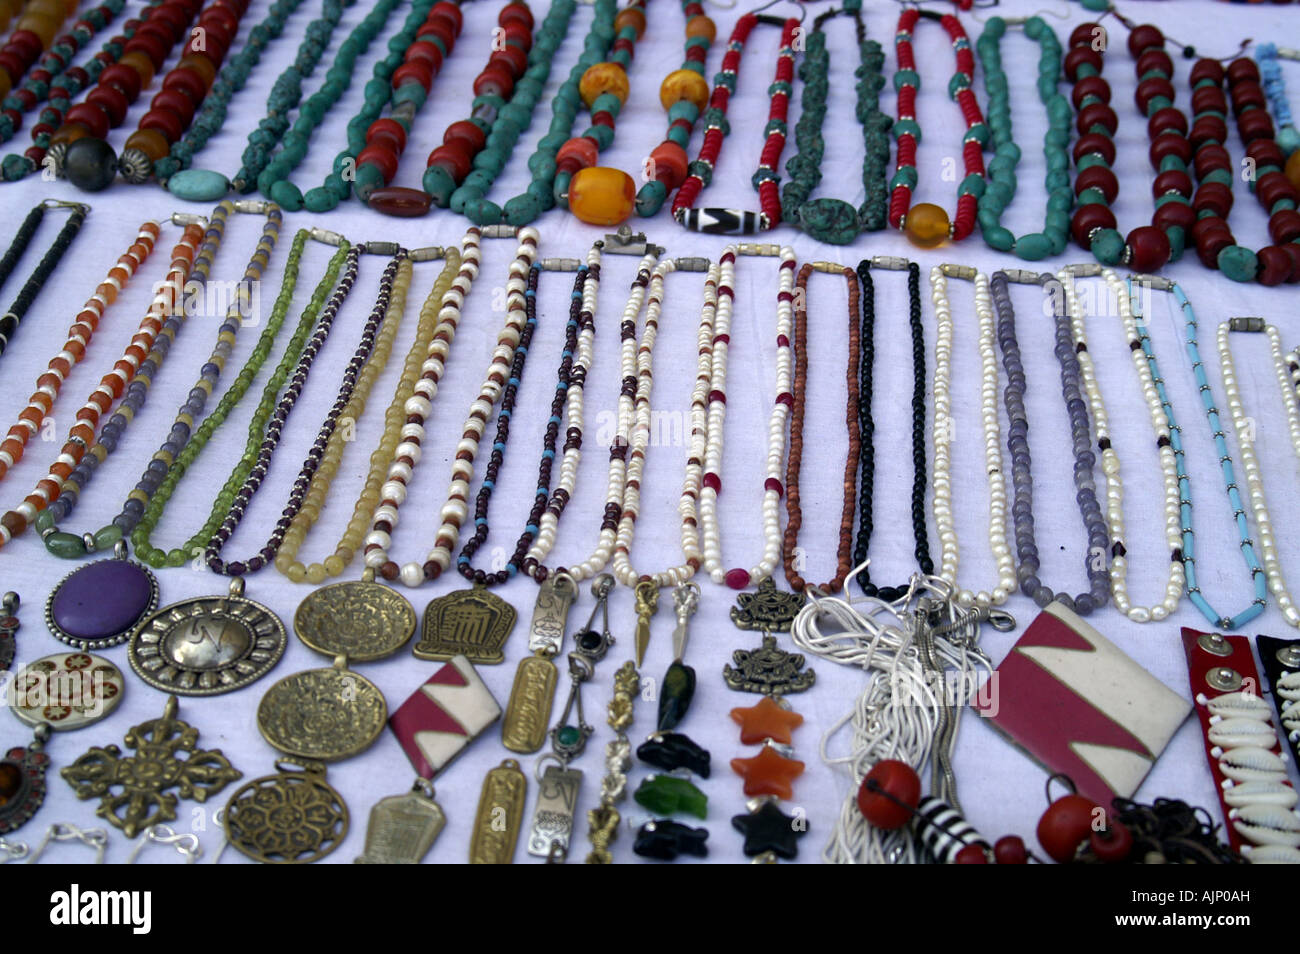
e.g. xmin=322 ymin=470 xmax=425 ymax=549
xmin=501 ymin=654 xmax=558 ymax=754
xmin=723 ymin=633 xmax=816 ymax=696
xmin=730 ymin=578 xmax=806 ymax=633
xmin=415 ymin=584 xmax=517 ymax=664
xmin=0 ymin=725 xmax=50 ymax=835
xmin=294 ymin=579 xmax=416 ymax=662
xmin=470 ymin=758 xmax=527 ymax=864
xmin=45 ymin=543 xmax=159 ymax=651
xmin=257 ymin=656 xmax=387 ymax=762
xmin=0 ymin=591 xmax=18 ymax=670
xmin=527 ymin=573 xmax=577 ymax=657
xmin=127 ymin=578 xmax=287 ymax=696
xmin=61 ymin=695 xmax=242 ymax=838
xmin=9 ymin=652 xmax=124 ymax=731
xmin=528 ymin=761 xmax=582 ymax=861
xmin=389 ymin=655 xmax=501 ymax=778
xmin=355 ymin=779 xmax=445 ymax=864
xmin=224 ymin=759 xmax=349 ymax=864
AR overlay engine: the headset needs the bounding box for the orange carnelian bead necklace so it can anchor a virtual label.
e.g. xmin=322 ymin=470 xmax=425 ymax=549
xmin=888 ymin=8 xmax=988 ymax=247
xmin=0 ymin=218 xmax=159 ymax=484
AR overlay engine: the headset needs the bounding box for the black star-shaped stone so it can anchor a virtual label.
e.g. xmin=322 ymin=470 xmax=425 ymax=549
xmin=731 ymin=800 xmax=807 ymax=859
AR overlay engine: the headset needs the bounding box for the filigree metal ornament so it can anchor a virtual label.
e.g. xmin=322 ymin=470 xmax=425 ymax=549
xmin=294 ymin=580 xmax=416 ymax=662
xmin=471 ymin=759 xmax=526 ymax=864
xmin=723 ymin=634 xmax=816 ymax=696
xmin=0 ymin=725 xmax=50 ymax=835
xmin=127 ymin=578 xmax=287 ymax=696
xmin=60 ymin=695 xmax=241 ymax=838
xmin=356 ymin=779 xmax=445 ymax=864
xmin=45 ymin=547 xmax=160 ymax=651
xmin=730 ymin=578 xmax=806 ymax=633
xmin=223 ymin=760 xmax=349 ymax=864
xmin=257 ymin=658 xmax=387 ymax=762
xmin=415 ymin=585 xmax=517 ymax=664
xmin=0 ymin=591 xmax=18 ymax=670
xmin=9 ymin=652 xmax=124 ymax=731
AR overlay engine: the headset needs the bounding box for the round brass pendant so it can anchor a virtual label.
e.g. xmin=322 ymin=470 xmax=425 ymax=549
xmin=257 ymin=662 xmax=386 ymax=762
xmin=223 ymin=761 xmax=349 ymax=864
xmin=127 ymin=580 xmax=287 ymax=696
xmin=293 ymin=581 xmax=416 ymax=662
xmin=9 ymin=652 xmax=124 ymax=730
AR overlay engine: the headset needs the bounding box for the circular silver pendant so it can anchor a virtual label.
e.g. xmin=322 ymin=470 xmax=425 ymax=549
xmin=9 ymin=652 xmax=124 ymax=731
xmin=127 ymin=579 xmax=287 ymax=696
xmin=45 ymin=551 xmax=159 ymax=651
xmin=257 ymin=661 xmax=386 ymax=762
xmin=293 ymin=580 xmax=416 ymax=662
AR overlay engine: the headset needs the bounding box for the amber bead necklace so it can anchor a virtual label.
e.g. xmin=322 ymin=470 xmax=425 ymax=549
xmin=781 ymin=261 xmax=860 ymax=596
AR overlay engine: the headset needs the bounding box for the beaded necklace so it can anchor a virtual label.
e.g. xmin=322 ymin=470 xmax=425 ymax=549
xmin=121 ymin=0 xmax=298 ymax=186
xmin=781 ymin=262 xmax=859 ymax=595
xmin=672 ymin=13 xmax=798 ymax=235
xmin=975 ymin=15 xmax=1071 ymax=261
xmin=34 ymin=200 xmax=282 ymax=561
xmin=0 ymin=0 xmax=162 ymax=181
xmin=0 ymin=0 xmax=84 ymax=95
xmin=0 ymin=199 xmax=87 ymax=359
xmin=15 ymin=216 xmax=210 ymax=552
xmin=274 ymin=234 xmax=469 ymax=584
xmin=699 ymin=244 xmax=795 ymax=590
xmin=1183 ymin=57 xmax=1300 ymax=285
xmin=1127 ymin=274 xmax=1267 ymax=630
xmin=1065 ymin=20 xmax=1191 ymax=273
xmin=888 ymin=8 xmax=987 ymax=248
xmin=0 ymin=217 xmax=158 ymax=483
xmin=991 ymin=268 xmax=1109 ymax=616
xmin=1218 ymin=316 xmax=1300 ymax=629
xmin=1061 ymin=266 xmax=1183 ymax=622
xmin=363 ymin=226 xmax=540 ymax=587
xmin=633 ymin=0 xmax=713 ymax=218
xmin=0 ymin=204 xmax=48 ymax=294
xmin=1257 ymin=44 xmax=1299 ymax=157
xmin=0 ymin=0 xmax=127 ymax=147
xmin=780 ymin=4 xmax=891 ymax=245
xmin=851 ymin=257 xmax=933 ymax=602
xmin=927 ymin=264 xmax=1014 ymax=609
xmin=206 ymin=244 xmax=421 ymax=577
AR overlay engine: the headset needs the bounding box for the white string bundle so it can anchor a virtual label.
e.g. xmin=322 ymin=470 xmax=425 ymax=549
xmin=790 ymin=569 xmax=996 ymax=864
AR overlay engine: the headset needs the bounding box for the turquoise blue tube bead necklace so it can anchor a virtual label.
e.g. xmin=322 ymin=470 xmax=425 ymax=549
xmin=1257 ymin=44 xmax=1300 ymax=157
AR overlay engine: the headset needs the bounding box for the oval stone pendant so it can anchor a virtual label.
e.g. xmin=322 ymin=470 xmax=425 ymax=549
xmin=44 ymin=543 xmax=158 ymax=651
xmin=0 ymin=726 xmax=51 ymax=835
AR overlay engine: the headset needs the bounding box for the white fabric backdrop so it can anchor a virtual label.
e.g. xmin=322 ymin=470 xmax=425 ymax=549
xmin=1 ymin=0 xmax=1298 ymax=864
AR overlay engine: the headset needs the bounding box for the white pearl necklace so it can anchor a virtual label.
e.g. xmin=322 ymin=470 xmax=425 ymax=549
xmin=1059 ymin=266 xmax=1183 ymax=622
xmin=699 ymin=244 xmax=796 ymax=590
xmin=928 ymin=264 xmax=1015 ymax=608
xmin=362 ymin=226 xmax=538 ymax=588
xmin=1218 ymin=316 xmax=1300 ymax=629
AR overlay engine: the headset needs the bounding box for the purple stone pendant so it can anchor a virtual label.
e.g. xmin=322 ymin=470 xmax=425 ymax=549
xmin=0 ymin=725 xmax=51 ymax=835
xmin=44 ymin=541 xmax=158 ymax=651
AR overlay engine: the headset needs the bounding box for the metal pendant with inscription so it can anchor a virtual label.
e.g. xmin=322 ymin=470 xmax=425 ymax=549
xmin=224 ymin=759 xmax=349 ymax=864
xmin=128 ymin=578 xmax=287 ymax=696
xmin=9 ymin=652 xmax=124 ymax=731
xmin=257 ymin=657 xmax=387 ymax=762
xmin=415 ymin=584 xmax=517 ymax=664
xmin=528 ymin=761 xmax=582 ymax=861
xmin=355 ymin=779 xmax=445 ymax=864
xmin=294 ymin=579 xmax=416 ymax=662
xmin=502 ymin=655 xmax=558 ymax=754
xmin=470 ymin=758 xmax=526 ymax=864
xmin=527 ymin=573 xmax=576 ymax=657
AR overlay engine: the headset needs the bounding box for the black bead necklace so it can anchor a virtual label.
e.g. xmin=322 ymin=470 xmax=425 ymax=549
xmin=0 ymin=201 xmax=88 ymax=358
xmin=852 ymin=257 xmax=933 ymax=600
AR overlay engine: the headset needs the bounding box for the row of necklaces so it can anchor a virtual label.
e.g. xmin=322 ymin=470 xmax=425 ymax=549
xmin=4 ymin=0 xmax=1296 ymax=273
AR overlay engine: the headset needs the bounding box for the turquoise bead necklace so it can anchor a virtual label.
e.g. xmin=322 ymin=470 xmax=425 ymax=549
xmin=1258 ymin=44 xmax=1299 ymax=157
xmin=975 ymin=15 xmax=1072 ymax=261
xmin=166 ymin=0 xmax=350 ymax=201
xmin=1127 ymin=275 xmax=1267 ymax=630
xmin=779 ymin=1 xmax=892 ymax=245
xmin=454 ymin=0 xmax=617 ymax=226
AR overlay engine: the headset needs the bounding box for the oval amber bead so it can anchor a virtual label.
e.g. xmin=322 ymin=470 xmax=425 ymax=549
xmin=659 ymin=68 xmax=709 ymax=112
xmin=569 ymin=167 xmax=635 ymax=226
xmin=686 ymin=15 xmax=716 ymax=43
xmin=614 ymin=6 xmax=646 ymax=39
xmin=118 ymin=50 xmax=155 ymax=86
xmin=124 ymin=127 xmax=170 ymax=161
xmin=579 ymin=62 xmax=629 ymax=108
xmin=903 ymin=202 xmax=951 ymax=248
xmin=1287 ymin=150 xmax=1300 ymax=192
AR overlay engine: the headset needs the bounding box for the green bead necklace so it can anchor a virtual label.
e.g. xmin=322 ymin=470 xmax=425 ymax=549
xmin=779 ymin=1 xmax=892 ymax=245
xmin=975 ymin=15 xmax=1073 ymax=261
xmin=457 ymin=0 xmax=618 ymax=226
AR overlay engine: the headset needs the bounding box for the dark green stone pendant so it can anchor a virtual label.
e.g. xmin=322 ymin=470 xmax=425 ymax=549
xmin=657 ymin=660 xmax=696 ymax=732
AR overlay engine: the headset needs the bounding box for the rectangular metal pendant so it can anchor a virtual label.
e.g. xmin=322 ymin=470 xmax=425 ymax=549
xmin=355 ymin=786 xmax=445 ymax=864
xmin=527 ymin=574 xmax=576 ymax=657
xmin=470 ymin=759 xmax=527 ymax=864
xmin=501 ymin=654 xmax=558 ymax=754
xmin=527 ymin=764 xmax=583 ymax=860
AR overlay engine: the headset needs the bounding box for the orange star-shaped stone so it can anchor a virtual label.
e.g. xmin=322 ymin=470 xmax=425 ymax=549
xmin=730 ymin=745 xmax=805 ymax=800
xmin=730 ymin=696 xmax=804 ymax=745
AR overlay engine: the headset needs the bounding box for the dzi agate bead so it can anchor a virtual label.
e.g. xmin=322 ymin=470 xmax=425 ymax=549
xmin=568 ymin=166 xmax=635 ymax=225
xmin=903 ymin=202 xmax=951 ymax=248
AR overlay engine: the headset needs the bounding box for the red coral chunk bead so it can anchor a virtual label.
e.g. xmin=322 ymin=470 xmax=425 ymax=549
xmin=994 ymin=835 xmax=1029 ymax=865
xmin=856 ymin=760 xmax=921 ymax=830
xmin=1037 ymin=794 xmax=1099 ymax=864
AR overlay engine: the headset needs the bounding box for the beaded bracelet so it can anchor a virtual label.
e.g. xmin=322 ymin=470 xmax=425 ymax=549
xmin=990 ymin=268 xmax=1110 ymax=616
xmin=0 ymin=203 xmax=49 ymax=295
xmin=0 ymin=217 xmax=157 ymax=482
xmin=780 ymin=3 xmax=891 ymax=245
xmin=5 ymin=215 xmax=211 ymax=550
xmin=274 ymin=233 xmax=468 ymax=584
xmin=888 ymin=8 xmax=987 ymax=247
xmin=633 ymin=0 xmax=714 ymax=219
xmin=975 ymin=15 xmax=1072 ymax=260
xmin=1183 ymin=57 xmax=1300 ymax=284
xmin=1127 ymin=274 xmax=1267 ymax=630
xmin=1257 ymin=44 xmax=1300 ymax=157
xmin=0 ymin=199 xmax=87 ymax=359
xmin=672 ymin=13 xmax=798 ymax=235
